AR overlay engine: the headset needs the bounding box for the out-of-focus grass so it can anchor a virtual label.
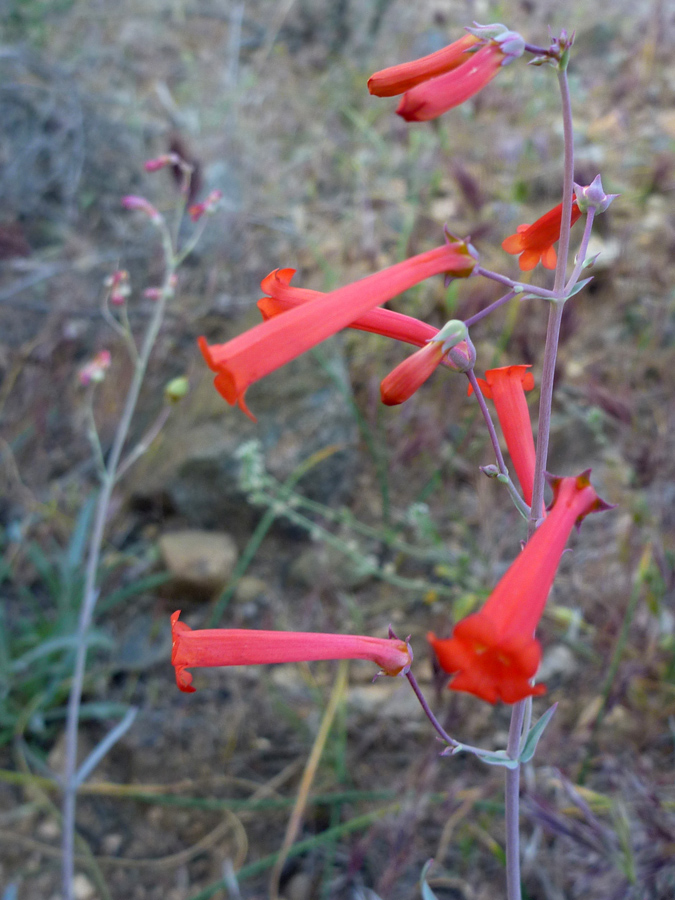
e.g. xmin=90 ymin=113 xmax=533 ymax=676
xmin=0 ymin=499 xmax=169 ymax=753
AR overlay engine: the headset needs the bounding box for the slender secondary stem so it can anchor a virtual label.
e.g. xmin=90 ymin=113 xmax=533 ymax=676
xmin=564 ymin=207 xmax=596 ymax=295
xmin=61 ymin=220 xmax=176 ymax=900
xmin=475 ymin=266 xmax=558 ymax=300
xmin=406 ymin=671 xmax=458 ymax=747
xmin=465 ymin=289 xmax=517 ymax=328
xmin=523 ymin=42 xmax=554 ymax=56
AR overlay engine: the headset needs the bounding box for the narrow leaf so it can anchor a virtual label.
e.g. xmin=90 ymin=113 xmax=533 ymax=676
xmin=519 ymin=702 xmax=558 ymax=764
xmin=451 ymin=744 xmax=519 ymax=769
xmin=420 ymin=860 xmax=440 ymax=900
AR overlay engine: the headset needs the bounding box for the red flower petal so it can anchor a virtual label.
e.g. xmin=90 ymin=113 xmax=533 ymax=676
xmin=502 ymin=199 xmax=582 ymax=271
xmin=380 ymin=341 xmax=445 ymax=406
xmin=368 ymin=34 xmax=480 ymax=97
xmin=396 ymin=43 xmax=504 ymax=122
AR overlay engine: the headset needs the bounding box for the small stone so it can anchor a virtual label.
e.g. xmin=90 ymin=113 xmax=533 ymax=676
xmin=36 ymin=818 xmax=59 ymax=840
xmin=583 ymin=234 xmax=620 ymax=271
xmin=159 ymin=530 xmax=238 ymax=597
xmin=233 ymin=576 xmax=269 ymax=606
xmin=282 ymin=871 xmax=314 ymax=900
xmin=73 ymin=874 xmax=96 ymax=900
xmin=102 ymin=832 xmax=123 ymax=854
xmin=348 ymin=680 xmax=424 ymax=720
xmin=538 ymin=644 xmax=577 ymax=683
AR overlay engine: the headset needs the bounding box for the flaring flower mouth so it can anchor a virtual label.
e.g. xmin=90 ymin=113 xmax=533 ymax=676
xmin=428 ymin=471 xmax=612 ymax=704
xmin=171 ymin=611 xmax=413 ymax=692
xmin=502 ymin=198 xmax=582 ymax=271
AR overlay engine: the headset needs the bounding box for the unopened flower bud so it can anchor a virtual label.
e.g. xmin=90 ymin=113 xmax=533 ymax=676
xmin=79 ymin=350 xmax=111 ymax=386
xmin=446 ymin=332 xmax=476 ymax=373
xmin=480 ymin=464 xmax=500 ymax=478
xmin=121 ymin=195 xmax=162 ymax=223
xmin=573 ymin=175 xmax=619 ymax=214
xmin=165 ymin=376 xmax=189 ymax=404
xmin=144 ymin=153 xmax=181 ymax=172
xmin=188 ymin=189 xmax=223 ymax=222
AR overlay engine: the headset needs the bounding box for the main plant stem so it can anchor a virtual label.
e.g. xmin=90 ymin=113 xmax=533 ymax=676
xmin=504 ymin=64 xmax=576 ymax=900
xmin=61 ymin=225 xmax=175 ymax=900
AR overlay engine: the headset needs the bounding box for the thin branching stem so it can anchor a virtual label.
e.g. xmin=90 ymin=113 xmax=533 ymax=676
xmin=61 ymin=217 xmax=176 ymax=900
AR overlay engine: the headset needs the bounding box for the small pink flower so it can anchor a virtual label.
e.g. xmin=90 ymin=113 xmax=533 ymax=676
xmin=104 ymin=269 xmax=130 ymax=306
xmin=121 ymin=195 xmax=162 ymax=223
xmin=79 ymin=350 xmax=111 ymax=386
xmin=171 ymin=611 xmax=413 ymax=693
xmin=396 ymin=42 xmax=507 ymax=122
xmin=189 ymin=190 xmax=223 ymax=222
xmin=144 ymin=154 xmax=181 ymax=173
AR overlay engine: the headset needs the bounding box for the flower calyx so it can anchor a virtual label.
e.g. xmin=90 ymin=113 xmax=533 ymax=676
xmin=573 ymin=175 xmax=619 ymax=215
xmin=431 ymin=320 xmax=476 ymax=373
xmin=465 ymin=22 xmax=525 ymax=65
xmin=443 ymin=230 xmax=478 ymax=279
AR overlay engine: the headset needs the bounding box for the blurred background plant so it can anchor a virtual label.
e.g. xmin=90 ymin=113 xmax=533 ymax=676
xmin=2 ymin=0 xmax=675 ymax=898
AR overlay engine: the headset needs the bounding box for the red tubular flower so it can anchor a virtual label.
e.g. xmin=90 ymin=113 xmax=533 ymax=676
xmin=502 ymin=199 xmax=582 ymax=271
xmin=368 ymin=33 xmax=480 ymax=97
xmin=469 ymin=366 xmax=537 ymax=507
xmin=259 ymin=269 xmax=482 ymax=359
xmin=199 ymin=242 xmax=475 ymax=420
xmin=257 ymin=269 xmax=442 ymax=349
xmin=396 ymin=42 xmax=507 ymax=122
xmin=428 ymin=472 xmax=611 ymax=704
xmin=171 ymin=611 xmax=413 ymax=693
